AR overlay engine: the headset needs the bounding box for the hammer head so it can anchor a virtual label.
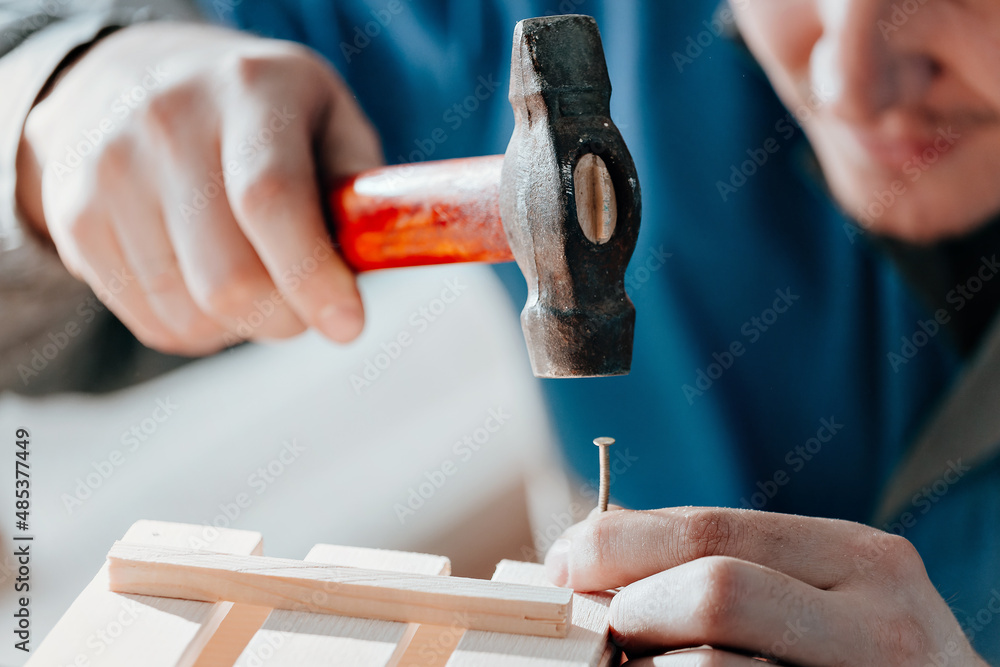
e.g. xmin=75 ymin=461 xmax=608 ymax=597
xmin=500 ymin=15 xmax=641 ymax=379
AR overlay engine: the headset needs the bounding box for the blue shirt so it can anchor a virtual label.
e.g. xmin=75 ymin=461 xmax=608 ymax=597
xmin=206 ymin=0 xmax=1000 ymax=658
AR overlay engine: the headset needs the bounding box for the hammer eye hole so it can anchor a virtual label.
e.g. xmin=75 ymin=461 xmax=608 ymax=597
xmin=574 ymin=153 xmax=617 ymax=245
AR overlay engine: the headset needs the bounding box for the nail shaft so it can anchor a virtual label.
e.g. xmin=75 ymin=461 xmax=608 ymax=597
xmin=593 ymin=437 xmax=615 ymax=512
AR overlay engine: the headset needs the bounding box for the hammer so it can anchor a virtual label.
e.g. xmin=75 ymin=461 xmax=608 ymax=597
xmin=329 ymin=15 xmax=641 ymax=378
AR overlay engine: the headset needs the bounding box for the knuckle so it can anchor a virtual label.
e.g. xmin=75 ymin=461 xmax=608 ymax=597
xmin=192 ymin=265 xmax=267 ymax=318
xmin=232 ymin=54 xmax=277 ymax=88
xmin=689 ymin=556 xmax=742 ymax=633
xmin=93 ymin=140 xmax=134 ymax=187
xmin=677 ymin=508 xmax=739 ymax=561
xmin=868 ymin=532 xmax=925 ymax=581
xmin=224 ymin=44 xmax=315 ymax=90
xmin=231 ymin=168 xmax=288 ymax=219
xmin=143 ymin=83 xmax=204 ymax=143
xmin=63 ymin=209 xmax=99 ymax=245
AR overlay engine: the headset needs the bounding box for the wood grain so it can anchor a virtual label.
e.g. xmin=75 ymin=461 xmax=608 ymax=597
xmin=27 ymin=521 xmax=263 ymax=667
xmin=236 ymin=544 xmax=452 ymax=666
xmin=108 ymin=543 xmax=572 ymax=638
xmin=446 ymin=560 xmax=616 ymax=666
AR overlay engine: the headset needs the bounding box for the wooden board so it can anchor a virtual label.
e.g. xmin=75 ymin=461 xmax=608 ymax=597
xmin=190 ymin=603 xmax=272 ymax=667
xmin=107 ymin=543 xmax=572 ymax=637
xmin=303 ymin=544 xmax=451 ymax=576
xmin=235 ymin=543 xmax=451 ymax=666
xmin=301 ymin=545 xmax=462 ymax=666
xmin=27 ymin=521 xmax=263 ymax=667
xmin=392 ymin=622 xmax=466 ymax=667
xmin=446 ymin=560 xmax=616 ymax=666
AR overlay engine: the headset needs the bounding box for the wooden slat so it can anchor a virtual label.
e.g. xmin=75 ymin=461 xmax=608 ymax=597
xmin=305 ymin=544 xmax=451 ymax=575
xmin=235 ymin=544 xmax=451 ymax=666
xmin=446 ymin=560 xmax=616 ymax=666
xmin=392 ymin=622 xmax=466 ymax=667
xmin=107 ymin=543 xmax=572 ymax=637
xmin=28 ymin=521 xmax=263 ymax=667
xmin=190 ymin=603 xmax=272 ymax=667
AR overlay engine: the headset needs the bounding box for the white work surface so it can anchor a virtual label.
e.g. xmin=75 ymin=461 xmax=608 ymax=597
xmin=0 ymin=264 xmax=570 ymax=667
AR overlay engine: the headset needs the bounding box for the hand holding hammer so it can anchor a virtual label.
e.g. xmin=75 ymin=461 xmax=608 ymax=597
xmin=17 ymin=14 xmax=639 ymax=375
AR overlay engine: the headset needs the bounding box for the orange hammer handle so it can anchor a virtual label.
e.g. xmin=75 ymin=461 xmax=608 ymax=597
xmin=329 ymin=155 xmax=513 ymax=272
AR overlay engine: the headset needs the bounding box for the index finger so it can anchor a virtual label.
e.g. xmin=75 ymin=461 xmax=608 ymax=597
xmin=544 ymin=507 xmax=878 ymax=592
xmin=222 ymin=103 xmax=365 ymax=342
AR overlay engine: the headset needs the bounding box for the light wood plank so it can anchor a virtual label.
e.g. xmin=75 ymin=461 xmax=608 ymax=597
xmin=307 ymin=544 xmax=461 ymax=666
xmin=28 ymin=521 xmax=263 ymax=667
xmin=304 ymin=543 xmax=451 ymax=576
xmin=393 ymin=621 xmax=466 ymax=666
xmin=107 ymin=543 xmax=572 ymax=638
xmin=190 ymin=603 xmax=272 ymax=667
xmin=235 ymin=544 xmax=451 ymax=666
xmin=446 ymin=560 xmax=616 ymax=666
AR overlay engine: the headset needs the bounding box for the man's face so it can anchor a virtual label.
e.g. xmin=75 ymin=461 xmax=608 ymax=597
xmin=732 ymin=0 xmax=1000 ymax=243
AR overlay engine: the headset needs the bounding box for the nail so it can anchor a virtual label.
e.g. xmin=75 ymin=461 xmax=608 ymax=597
xmin=593 ymin=437 xmax=615 ymax=512
xmin=545 ymin=538 xmax=571 ymax=587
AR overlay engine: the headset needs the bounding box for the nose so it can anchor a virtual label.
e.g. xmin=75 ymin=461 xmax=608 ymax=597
xmin=815 ymin=0 xmax=937 ymax=124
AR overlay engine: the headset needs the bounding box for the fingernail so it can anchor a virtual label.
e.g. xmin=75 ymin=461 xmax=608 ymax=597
xmin=545 ymin=538 xmax=571 ymax=587
xmin=318 ymin=302 xmax=363 ymax=342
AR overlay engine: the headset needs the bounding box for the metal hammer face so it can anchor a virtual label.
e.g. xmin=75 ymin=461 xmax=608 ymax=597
xmin=500 ymin=14 xmax=641 ymax=378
